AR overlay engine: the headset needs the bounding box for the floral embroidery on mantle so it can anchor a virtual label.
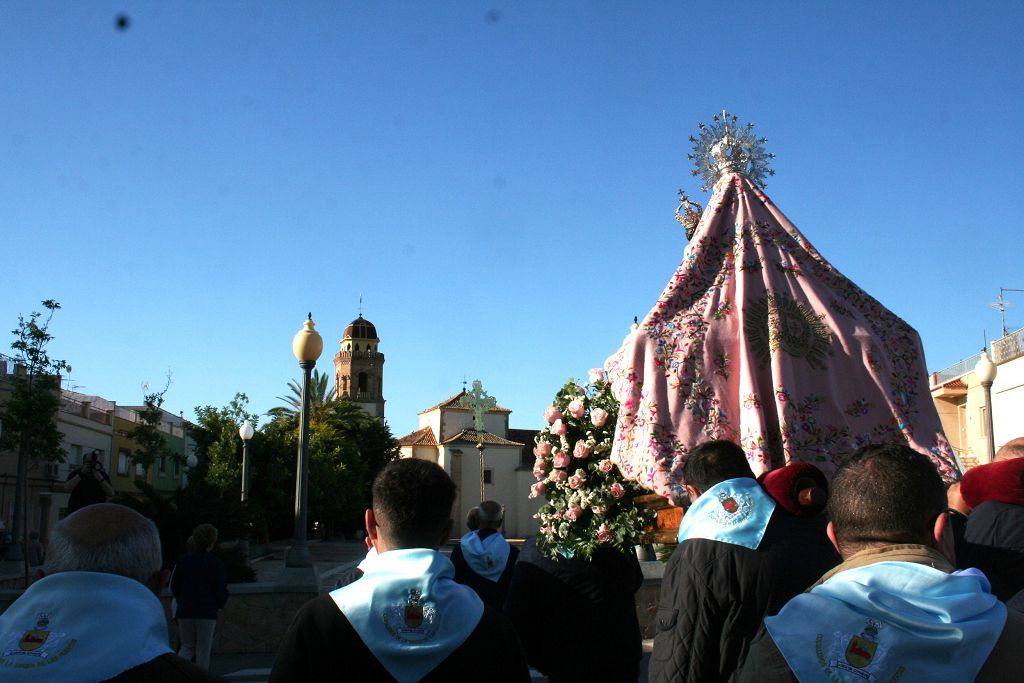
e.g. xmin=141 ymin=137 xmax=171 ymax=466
xmin=605 ymin=173 xmax=958 ymax=504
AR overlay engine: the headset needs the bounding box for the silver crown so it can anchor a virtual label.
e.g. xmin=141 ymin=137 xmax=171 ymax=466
xmin=687 ymin=110 xmax=776 ymax=192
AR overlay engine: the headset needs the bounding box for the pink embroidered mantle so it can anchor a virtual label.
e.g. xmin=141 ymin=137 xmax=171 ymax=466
xmin=605 ymin=172 xmax=957 ymax=504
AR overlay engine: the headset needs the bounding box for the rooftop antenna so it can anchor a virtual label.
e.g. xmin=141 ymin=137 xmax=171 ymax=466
xmin=991 ymin=288 xmax=1024 ymax=337
xmin=359 ymin=293 xmax=363 ymax=317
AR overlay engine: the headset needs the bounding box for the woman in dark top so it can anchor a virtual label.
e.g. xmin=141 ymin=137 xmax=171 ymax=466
xmin=171 ymin=523 xmax=228 ymax=670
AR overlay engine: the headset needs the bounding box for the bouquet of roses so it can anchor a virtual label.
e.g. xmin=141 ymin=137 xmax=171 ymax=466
xmin=531 ymin=369 xmax=655 ymax=560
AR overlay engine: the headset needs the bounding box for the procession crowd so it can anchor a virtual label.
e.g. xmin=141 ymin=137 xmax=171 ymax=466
xmin=2 ymin=438 xmax=1024 ymax=682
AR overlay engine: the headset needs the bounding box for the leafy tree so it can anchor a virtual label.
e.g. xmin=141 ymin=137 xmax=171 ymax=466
xmin=0 ymin=300 xmax=67 ymax=568
xmin=194 ymin=393 xmax=260 ymax=491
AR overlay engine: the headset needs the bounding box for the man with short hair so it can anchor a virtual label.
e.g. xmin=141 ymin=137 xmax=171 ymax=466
xmin=64 ymin=449 xmax=114 ymax=513
xmin=735 ymin=444 xmax=1024 ymax=682
xmin=995 ymin=436 xmax=1024 ymax=461
xmin=451 ymin=499 xmax=519 ymax=609
xmin=650 ymin=440 xmax=839 ymax=683
xmin=0 ymin=503 xmax=221 ymax=682
xmin=270 ymin=458 xmax=529 ymax=682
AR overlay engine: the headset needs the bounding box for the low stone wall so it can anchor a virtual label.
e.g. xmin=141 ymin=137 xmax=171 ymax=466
xmin=163 ymin=582 xmax=318 ymax=655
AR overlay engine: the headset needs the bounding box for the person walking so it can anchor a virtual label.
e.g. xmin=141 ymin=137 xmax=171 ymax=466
xmin=171 ymin=523 xmax=228 ymax=670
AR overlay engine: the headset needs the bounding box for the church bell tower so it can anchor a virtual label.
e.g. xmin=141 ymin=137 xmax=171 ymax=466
xmin=334 ymin=314 xmax=385 ymax=417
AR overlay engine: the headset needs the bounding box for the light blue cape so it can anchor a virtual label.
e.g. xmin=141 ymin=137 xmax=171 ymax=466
xmin=677 ymin=477 xmax=776 ymax=549
xmin=459 ymin=531 xmax=511 ymax=582
xmin=765 ymin=562 xmax=1006 ymax=682
xmin=331 ymin=547 xmax=484 ymax=683
xmin=0 ymin=572 xmax=172 ymax=682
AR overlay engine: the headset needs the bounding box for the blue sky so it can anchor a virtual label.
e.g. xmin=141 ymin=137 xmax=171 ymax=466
xmin=2 ymin=2 xmax=1022 ymax=438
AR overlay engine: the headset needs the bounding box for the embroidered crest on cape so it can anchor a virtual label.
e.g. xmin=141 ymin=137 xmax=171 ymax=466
xmin=382 ymin=589 xmax=439 ymax=644
xmin=820 ymin=618 xmax=897 ymax=681
xmin=0 ymin=612 xmax=75 ymax=664
xmin=708 ymin=490 xmax=754 ymax=527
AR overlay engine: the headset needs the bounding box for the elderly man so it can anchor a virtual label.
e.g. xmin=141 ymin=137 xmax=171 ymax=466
xmin=0 ymin=503 xmax=221 ymax=681
xmin=735 ymin=444 xmax=1024 ymax=682
xmin=270 ymin=458 xmax=529 ymax=682
xmin=650 ymin=440 xmax=839 ymax=683
xmin=450 ymin=499 xmax=519 ymax=609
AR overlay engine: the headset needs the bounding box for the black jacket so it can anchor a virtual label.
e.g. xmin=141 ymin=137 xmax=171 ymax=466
xmin=270 ymin=593 xmax=529 ymax=682
xmin=170 ymin=551 xmax=229 ymax=620
xmin=504 ymin=545 xmax=644 ymax=682
xmin=649 ymin=509 xmax=839 ymax=683
xmin=450 ymin=529 xmax=520 ymax=610
xmin=966 ymin=500 xmax=1024 ymax=553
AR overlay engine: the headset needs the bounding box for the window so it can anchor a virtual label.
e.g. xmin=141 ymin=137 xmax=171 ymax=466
xmin=358 ymin=372 xmax=368 ymax=394
xmin=135 ymin=462 xmax=146 ymax=478
xmin=174 ymin=458 xmax=181 ymax=476
xmin=483 ymin=469 xmax=493 ymax=484
xmin=117 ymin=449 xmax=131 ymax=476
xmin=70 ymin=444 xmax=82 ymax=465
xmin=159 ymin=456 xmax=167 ymax=476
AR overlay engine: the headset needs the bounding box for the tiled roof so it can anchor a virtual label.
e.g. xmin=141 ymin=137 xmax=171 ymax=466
xmin=419 ymin=390 xmax=512 ymax=415
xmin=942 ymin=378 xmax=968 ymax=390
xmin=397 ymin=426 xmax=438 ymax=447
xmin=440 ymin=429 xmax=524 ymax=447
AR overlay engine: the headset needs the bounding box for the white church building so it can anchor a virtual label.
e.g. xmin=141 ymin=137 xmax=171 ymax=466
xmin=397 ymin=391 xmax=540 ymax=539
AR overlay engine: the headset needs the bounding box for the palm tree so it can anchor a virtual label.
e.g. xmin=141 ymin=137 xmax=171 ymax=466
xmin=267 ymin=369 xmax=335 ymax=422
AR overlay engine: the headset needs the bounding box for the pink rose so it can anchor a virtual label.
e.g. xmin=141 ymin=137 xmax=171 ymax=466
xmin=533 ymin=465 xmax=546 ymax=481
xmin=590 ymin=407 xmax=609 ymax=428
xmin=551 ymin=419 xmax=567 ymax=436
xmin=573 ymin=440 xmax=591 ymax=459
xmin=565 ymin=505 xmax=583 ymax=522
xmin=598 ymin=459 xmax=614 ymax=473
xmin=553 ymin=452 xmax=571 ymax=469
xmin=568 ymin=474 xmax=584 ymax=490
xmin=530 ymin=482 xmax=546 ymax=498
xmin=591 ymin=505 xmax=607 ymax=516
xmin=551 ymin=469 xmax=568 ymax=483
xmin=588 ymin=368 xmax=605 ymax=384
xmin=568 ymin=398 xmax=585 ymax=419
xmin=534 ymin=441 xmax=552 ymax=457
xmin=596 ymin=523 xmax=612 ymax=543
xmin=544 ymin=405 xmax=562 ymax=423
xmin=610 ymin=482 xmax=625 ymax=499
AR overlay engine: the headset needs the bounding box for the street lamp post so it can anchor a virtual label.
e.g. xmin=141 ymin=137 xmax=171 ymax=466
xmin=286 ymin=314 xmax=323 ymax=568
xmin=239 ymin=419 xmax=254 ymax=503
xmin=975 ymin=349 xmax=998 ymax=464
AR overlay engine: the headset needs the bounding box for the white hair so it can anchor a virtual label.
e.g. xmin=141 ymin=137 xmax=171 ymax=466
xmin=43 ymin=510 xmax=162 ymax=584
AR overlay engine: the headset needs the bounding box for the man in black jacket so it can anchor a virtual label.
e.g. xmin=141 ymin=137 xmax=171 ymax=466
xmin=649 ymin=440 xmax=839 ymax=683
xmin=270 ymin=459 xmax=529 ymax=682
xmin=450 ymin=499 xmax=519 ymax=609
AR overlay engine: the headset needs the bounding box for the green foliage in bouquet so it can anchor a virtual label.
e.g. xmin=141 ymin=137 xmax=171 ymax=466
xmin=531 ymin=371 xmax=655 ymax=560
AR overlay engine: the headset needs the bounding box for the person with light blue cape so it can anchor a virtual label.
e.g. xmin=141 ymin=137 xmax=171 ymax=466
xmin=650 ymin=440 xmax=838 ymax=683
xmin=735 ymin=443 xmax=1024 ymax=682
xmin=270 ymin=458 xmax=529 ymax=682
xmin=0 ymin=504 xmax=221 ymax=682
xmin=451 ymin=499 xmax=519 ymax=609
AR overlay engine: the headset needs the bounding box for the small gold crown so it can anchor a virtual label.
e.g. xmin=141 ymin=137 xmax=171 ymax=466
xmin=675 ymin=190 xmax=703 ymax=240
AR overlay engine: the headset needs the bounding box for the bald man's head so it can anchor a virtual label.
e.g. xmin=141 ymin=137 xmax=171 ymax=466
xmin=995 ymin=437 xmax=1024 ymax=462
xmin=43 ymin=503 xmax=162 ymax=585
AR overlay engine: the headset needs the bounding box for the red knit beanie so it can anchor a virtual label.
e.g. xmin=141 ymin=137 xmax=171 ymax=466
xmin=761 ymin=461 xmax=828 ymax=516
xmin=960 ymin=457 xmax=1024 ymax=508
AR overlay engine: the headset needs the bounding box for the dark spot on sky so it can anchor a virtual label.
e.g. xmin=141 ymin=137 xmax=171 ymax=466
xmin=485 ymin=9 xmax=502 ymax=23
xmin=115 ymin=14 xmax=130 ymax=31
